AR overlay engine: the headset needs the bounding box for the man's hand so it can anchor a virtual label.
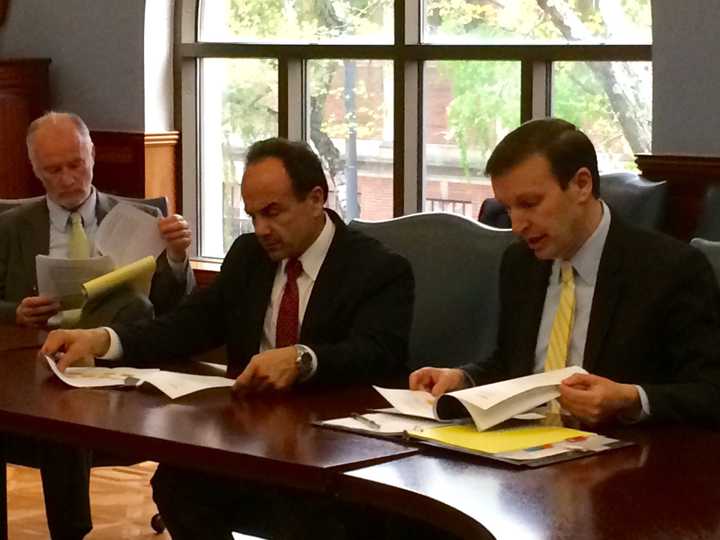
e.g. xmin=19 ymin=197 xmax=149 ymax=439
xmin=40 ymin=328 xmax=111 ymax=371
xmin=409 ymin=367 xmax=467 ymax=397
xmin=16 ymin=295 xmax=60 ymax=327
xmin=233 ymin=346 xmax=299 ymax=393
xmin=558 ymin=372 xmax=641 ymax=425
xmin=158 ymin=214 xmax=192 ymax=263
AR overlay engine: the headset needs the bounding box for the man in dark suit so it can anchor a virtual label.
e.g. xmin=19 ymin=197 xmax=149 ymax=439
xmin=0 ymin=111 xmax=195 ymax=540
xmin=411 ymin=118 xmax=720 ymax=427
xmin=0 ymin=111 xmax=195 ymax=327
xmin=42 ymin=137 xmax=414 ymax=539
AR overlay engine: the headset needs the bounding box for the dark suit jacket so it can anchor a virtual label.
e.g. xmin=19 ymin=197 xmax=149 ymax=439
xmin=114 ymin=210 xmax=415 ymax=384
xmin=463 ymin=211 xmax=720 ymax=426
xmin=0 ymin=192 xmax=195 ymax=323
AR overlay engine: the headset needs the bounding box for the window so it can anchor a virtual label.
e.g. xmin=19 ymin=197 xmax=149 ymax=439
xmin=179 ymin=1 xmax=652 ymax=258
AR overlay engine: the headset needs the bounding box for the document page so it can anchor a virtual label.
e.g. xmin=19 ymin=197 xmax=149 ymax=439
xmin=46 ymin=355 xmax=159 ymax=387
xmin=45 ymin=355 xmax=234 ymax=399
xmin=95 ymin=203 xmax=166 ymax=267
xmin=372 ymin=386 xmax=438 ymax=419
xmin=36 ymin=255 xmax=114 ymax=308
xmin=450 ymin=366 xmax=587 ymax=410
xmin=320 ymin=412 xmax=449 ymax=436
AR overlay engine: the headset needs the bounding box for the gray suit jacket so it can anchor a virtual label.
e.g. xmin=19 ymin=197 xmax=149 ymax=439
xmin=0 ymin=192 xmax=195 ymax=323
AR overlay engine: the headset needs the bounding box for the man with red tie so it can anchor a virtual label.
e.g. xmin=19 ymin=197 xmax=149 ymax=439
xmin=42 ymin=137 xmax=414 ymax=539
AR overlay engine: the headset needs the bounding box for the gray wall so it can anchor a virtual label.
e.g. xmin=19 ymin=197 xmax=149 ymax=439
xmin=652 ymin=0 xmax=720 ymax=154
xmin=0 ymin=0 xmax=146 ymax=131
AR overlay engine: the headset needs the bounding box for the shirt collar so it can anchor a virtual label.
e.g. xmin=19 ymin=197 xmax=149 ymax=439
xmin=553 ymin=199 xmax=611 ymax=286
xmin=281 ymin=211 xmax=335 ymax=282
xmin=47 ymin=187 xmax=97 ymax=233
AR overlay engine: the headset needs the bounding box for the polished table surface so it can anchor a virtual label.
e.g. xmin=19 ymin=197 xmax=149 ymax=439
xmin=2 ymin=328 xmax=720 ymax=540
xmin=0 ymin=348 xmax=417 ymax=489
xmin=340 ymin=425 xmax=720 ymax=540
xmin=0 ymin=324 xmax=46 ymax=352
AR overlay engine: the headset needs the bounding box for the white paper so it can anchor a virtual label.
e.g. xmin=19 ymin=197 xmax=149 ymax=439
xmin=95 ymin=203 xmax=166 ymax=267
xmin=140 ymin=371 xmax=235 ymax=399
xmin=374 ymin=366 xmax=587 ymax=432
xmin=45 ymin=354 xmax=234 ymax=399
xmin=36 ymin=255 xmax=115 ymax=307
xmin=46 ymin=354 xmax=158 ymax=387
xmin=450 ymin=366 xmax=587 ymax=411
xmin=320 ymin=412 xmax=448 ymax=435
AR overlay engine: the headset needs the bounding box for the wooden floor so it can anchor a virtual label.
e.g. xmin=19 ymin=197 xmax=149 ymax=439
xmin=8 ymin=461 xmax=169 ymax=539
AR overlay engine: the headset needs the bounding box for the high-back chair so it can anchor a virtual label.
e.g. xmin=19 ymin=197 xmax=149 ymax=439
xmin=598 ymin=172 xmax=667 ymax=230
xmin=477 ymin=172 xmax=668 ymax=231
xmin=693 ymin=185 xmax=720 ymax=242
xmin=350 ymin=212 xmax=515 ymax=371
xmin=0 ymin=195 xmax=45 ymax=214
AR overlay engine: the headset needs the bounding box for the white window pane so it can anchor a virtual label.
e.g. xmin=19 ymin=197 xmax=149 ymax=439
xmin=307 ymin=59 xmax=394 ymax=222
xmin=423 ymin=60 xmax=520 ymax=217
xmin=424 ymin=0 xmax=651 ymax=44
xmin=553 ymin=61 xmax=652 ymax=171
xmin=199 ymin=0 xmax=393 ymax=44
xmin=199 ymin=58 xmax=278 ymax=257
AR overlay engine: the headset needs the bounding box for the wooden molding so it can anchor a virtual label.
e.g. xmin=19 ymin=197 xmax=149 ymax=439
xmin=91 ymin=130 xmax=180 ymax=214
xmin=636 ymin=153 xmax=720 ymax=240
xmin=191 ymin=259 xmax=221 ymax=289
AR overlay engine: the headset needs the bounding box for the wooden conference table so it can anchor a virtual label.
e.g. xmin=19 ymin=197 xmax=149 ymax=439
xmin=1 ymin=328 xmax=720 ymax=539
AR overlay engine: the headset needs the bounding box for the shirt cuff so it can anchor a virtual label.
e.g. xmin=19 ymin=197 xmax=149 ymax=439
xmin=167 ymin=254 xmax=189 ymax=281
xmin=620 ymin=385 xmax=651 ymax=423
xmin=98 ymin=327 xmax=124 ymax=360
xmin=296 ymin=344 xmax=318 ymax=382
xmin=460 ymin=369 xmax=476 ymax=388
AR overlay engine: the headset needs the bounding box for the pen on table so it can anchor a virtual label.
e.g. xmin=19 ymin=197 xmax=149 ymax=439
xmin=351 ymin=413 xmax=381 ymax=430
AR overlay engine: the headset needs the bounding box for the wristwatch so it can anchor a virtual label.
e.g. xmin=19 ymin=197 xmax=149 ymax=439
xmin=294 ymin=345 xmax=314 ymax=382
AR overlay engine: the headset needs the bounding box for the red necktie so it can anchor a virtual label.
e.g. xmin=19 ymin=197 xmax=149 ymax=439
xmin=276 ymin=259 xmax=303 ymax=348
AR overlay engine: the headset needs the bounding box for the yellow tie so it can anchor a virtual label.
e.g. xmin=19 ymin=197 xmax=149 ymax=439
xmin=544 ymin=262 xmax=575 ymax=415
xmin=68 ymin=212 xmax=90 ymax=259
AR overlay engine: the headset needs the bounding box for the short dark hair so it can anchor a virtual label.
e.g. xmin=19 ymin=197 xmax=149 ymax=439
xmin=245 ymin=138 xmax=329 ymax=201
xmin=485 ymin=118 xmax=600 ymax=197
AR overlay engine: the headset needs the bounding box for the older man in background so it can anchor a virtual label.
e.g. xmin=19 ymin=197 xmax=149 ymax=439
xmin=0 ymin=111 xmax=195 ymax=540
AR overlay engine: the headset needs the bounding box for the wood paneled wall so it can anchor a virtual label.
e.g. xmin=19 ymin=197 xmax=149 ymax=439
xmin=636 ymin=154 xmax=720 ymax=240
xmin=91 ymin=130 xmax=180 ymax=214
xmin=0 ymin=58 xmax=50 ymax=198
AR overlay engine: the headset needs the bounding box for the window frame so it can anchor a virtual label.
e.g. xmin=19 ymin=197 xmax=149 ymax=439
xmin=175 ymin=1 xmax=651 ymax=258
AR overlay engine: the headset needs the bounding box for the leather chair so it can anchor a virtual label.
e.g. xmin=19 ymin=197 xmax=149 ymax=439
xmin=477 ymin=197 xmax=511 ymax=229
xmin=477 ymin=172 xmax=668 ymax=231
xmin=598 ymin=172 xmax=667 ymax=230
xmin=690 ymin=238 xmax=720 ymax=286
xmin=0 ymin=195 xmax=45 ymax=214
xmin=693 ymin=185 xmax=720 ymax=241
xmin=350 ymin=212 xmax=515 ymax=371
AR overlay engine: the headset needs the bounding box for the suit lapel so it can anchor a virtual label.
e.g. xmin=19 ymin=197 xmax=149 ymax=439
xmin=516 ymin=255 xmax=552 ymax=373
xmin=95 ymin=191 xmax=114 ymax=223
xmin=20 ymin=202 xmax=51 ymax=285
xmin=583 ymin=217 xmax=624 ymax=373
xmin=247 ymin=253 xmax=277 ymax=353
xmin=300 ymin=212 xmax=347 ymax=342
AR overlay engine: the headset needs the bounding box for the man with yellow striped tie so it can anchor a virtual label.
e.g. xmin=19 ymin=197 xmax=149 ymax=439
xmin=411 ymin=118 xmax=720 ymax=428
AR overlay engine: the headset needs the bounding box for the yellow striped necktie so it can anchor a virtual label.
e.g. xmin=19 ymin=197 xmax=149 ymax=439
xmin=544 ymin=262 xmax=576 ymax=372
xmin=544 ymin=262 xmax=575 ymax=415
xmin=68 ymin=212 xmax=90 ymax=259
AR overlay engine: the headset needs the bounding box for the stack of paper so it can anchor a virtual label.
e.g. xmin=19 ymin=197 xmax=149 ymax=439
xmin=45 ymin=355 xmax=234 ymax=399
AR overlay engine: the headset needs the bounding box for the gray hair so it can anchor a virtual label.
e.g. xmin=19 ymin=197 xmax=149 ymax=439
xmin=26 ymin=111 xmax=93 ymax=170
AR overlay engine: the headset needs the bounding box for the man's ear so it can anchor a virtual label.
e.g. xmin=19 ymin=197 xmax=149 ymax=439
xmin=571 ymin=167 xmax=594 ymax=201
xmin=308 ymin=186 xmax=326 ymax=211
